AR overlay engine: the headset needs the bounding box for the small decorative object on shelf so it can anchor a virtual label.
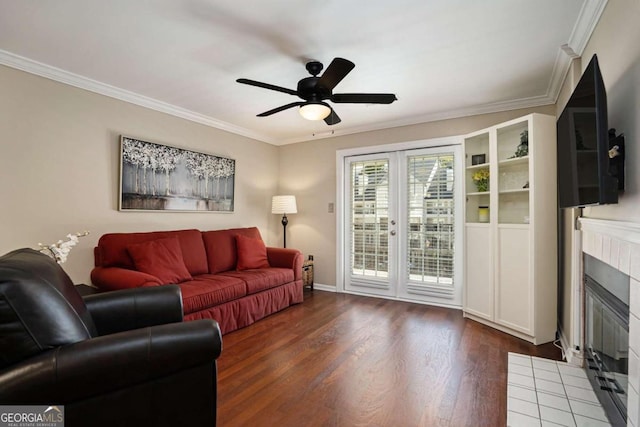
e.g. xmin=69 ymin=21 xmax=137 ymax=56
xmin=510 ymin=130 xmax=529 ymax=158
xmin=37 ymin=231 xmax=89 ymax=264
xmin=478 ymin=206 xmax=489 ymax=223
xmin=471 ymin=154 xmax=486 ymax=165
xmin=472 ymin=169 xmax=490 ymax=192
xmin=302 ymin=255 xmax=314 ymax=291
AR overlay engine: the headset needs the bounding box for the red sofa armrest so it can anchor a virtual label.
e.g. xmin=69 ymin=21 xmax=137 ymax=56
xmin=91 ymin=266 xmax=162 ymax=291
xmin=267 ymin=248 xmax=303 ymax=280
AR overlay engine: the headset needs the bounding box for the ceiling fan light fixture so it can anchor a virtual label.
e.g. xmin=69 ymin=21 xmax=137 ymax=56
xmin=299 ymin=102 xmax=331 ymax=121
xmin=238 ymin=58 xmax=395 ymax=125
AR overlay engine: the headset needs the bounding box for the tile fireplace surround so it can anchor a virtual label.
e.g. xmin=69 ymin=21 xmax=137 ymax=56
xmin=579 ymin=218 xmax=640 ymax=427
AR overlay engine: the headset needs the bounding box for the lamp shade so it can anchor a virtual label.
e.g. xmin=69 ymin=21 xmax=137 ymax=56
xmin=299 ymin=103 xmax=331 ymax=121
xmin=271 ymin=195 xmax=297 ymax=214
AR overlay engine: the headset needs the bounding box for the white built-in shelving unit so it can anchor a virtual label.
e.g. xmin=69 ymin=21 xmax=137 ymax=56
xmin=463 ymin=113 xmax=557 ymax=345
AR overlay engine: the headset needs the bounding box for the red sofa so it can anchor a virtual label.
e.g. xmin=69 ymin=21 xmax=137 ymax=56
xmin=90 ymin=227 xmax=303 ymax=334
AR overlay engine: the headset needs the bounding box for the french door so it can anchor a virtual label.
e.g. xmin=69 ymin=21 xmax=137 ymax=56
xmin=343 ymin=145 xmax=463 ymax=307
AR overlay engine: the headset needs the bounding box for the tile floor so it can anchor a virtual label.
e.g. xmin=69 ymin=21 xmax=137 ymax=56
xmin=507 ymin=352 xmax=613 ymax=427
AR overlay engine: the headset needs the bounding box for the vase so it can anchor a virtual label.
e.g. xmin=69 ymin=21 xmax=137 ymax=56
xmin=478 ymin=206 xmax=489 ymax=223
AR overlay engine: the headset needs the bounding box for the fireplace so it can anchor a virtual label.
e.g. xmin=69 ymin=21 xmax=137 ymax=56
xmin=584 ymin=253 xmax=630 ymax=427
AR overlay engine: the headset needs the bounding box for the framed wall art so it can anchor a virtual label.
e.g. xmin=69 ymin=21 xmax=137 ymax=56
xmin=119 ymin=136 xmax=235 ymax=212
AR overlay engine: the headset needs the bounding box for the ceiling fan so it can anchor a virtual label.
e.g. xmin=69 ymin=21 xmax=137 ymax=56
xmin=236 ymin=57 xmax=397 ymax=125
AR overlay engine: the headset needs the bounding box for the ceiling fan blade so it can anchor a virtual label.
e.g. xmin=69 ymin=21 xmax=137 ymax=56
xmin=237 ymin=78 xmax=298 ymax=96
xmin=324 ymin=108 xmax=341 ymax=125
xmin=330 ymin=93 xmax=398 ymax=104
xmin=317 ymin=58 xmax=355 ymax=91
xmin=257 ymin=102 xmax=305 ymax=117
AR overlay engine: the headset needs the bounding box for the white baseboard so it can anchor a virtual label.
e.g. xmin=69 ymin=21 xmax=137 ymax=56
xmin=310 ymin=283 xmax=337 ymax=292
xmin=558 ymin=324 xmax=584 ymax=367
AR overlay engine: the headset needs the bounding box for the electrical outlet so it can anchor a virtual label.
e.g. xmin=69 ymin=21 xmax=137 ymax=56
xmin=328 ymin=202 xmax=334 ymax=213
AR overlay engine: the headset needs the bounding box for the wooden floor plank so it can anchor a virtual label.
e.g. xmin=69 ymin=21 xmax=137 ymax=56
xmin=217 ymin=291 xmax=561 ymax=427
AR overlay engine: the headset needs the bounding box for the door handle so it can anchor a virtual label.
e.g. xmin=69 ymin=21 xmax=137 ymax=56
xmin=390 ymin=220 xmax=396 ymax=225
xmin=390 ymin=230 xmax=396 ymax=236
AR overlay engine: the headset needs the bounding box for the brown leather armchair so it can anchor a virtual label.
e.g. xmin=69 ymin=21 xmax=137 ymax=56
xmin=0 ymin=248 xmax=222 ymax=427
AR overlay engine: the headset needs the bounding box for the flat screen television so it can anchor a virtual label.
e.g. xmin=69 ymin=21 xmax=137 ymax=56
xmin=556 ymin=54 xmax=624 ymax=208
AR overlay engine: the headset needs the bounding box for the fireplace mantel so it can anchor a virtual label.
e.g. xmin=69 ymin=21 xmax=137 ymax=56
xmin=581 ymin=218 xmax=640 ymax=252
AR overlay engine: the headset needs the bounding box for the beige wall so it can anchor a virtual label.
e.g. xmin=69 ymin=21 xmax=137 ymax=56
xmin=1 ymin=62 xmax=553 ymax=290
xmin=556 ymin=0 xmax=640 ymax=222
xmin=0 ymin=65 xmax=280 ymax=284
xmin=554 ymin=0 xmax=640 ymax=354
xmin=278 ymin=105 xmax=555 ymax=286
xmin=8 ymin=0 xmax=635 ymax=293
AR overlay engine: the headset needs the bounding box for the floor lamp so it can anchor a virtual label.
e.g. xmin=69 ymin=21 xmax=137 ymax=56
xmin=272 ymin=195 xmax=297 ymax=248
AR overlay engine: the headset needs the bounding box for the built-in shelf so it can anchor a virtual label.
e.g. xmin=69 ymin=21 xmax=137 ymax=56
xmin=466 ymin=163 xmax=490 ymax=170
xmin=464 ymin=113 xmax=557 ymax=345
xmin=499 ymin=156 xmax=529 ymax=167
xmin=499 ymin=188 xmax=529 ymax=195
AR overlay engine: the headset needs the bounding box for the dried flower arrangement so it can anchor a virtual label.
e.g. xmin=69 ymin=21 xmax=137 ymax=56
xmin=38 ymin=231 xmax=89 ymax=264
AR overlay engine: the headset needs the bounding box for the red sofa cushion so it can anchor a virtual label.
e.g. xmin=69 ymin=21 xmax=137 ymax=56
xmin=179 ymin=275 xmax=247 ymax=314
xmin=127 ymin=237 xmax=193 ymax=285
xmin=95 ymin=229 xmax=208 ymax=276
xmin=220 ymin=268 xmax=294 ymax=295
xmin=235 ymin=235 xmax=270 ymax=270
xmin=202 ymin=227 xmax=263 ymax=274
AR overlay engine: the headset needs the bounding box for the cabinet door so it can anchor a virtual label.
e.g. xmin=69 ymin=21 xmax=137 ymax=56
xmin=464 ymin=224 xmax=493 ymax=320
xmin=496 ymin=226 xmax=531 ymax=334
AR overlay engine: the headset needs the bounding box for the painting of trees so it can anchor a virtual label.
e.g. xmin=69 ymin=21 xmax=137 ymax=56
xmin=120 ymin=136 xmax=235 ymax=211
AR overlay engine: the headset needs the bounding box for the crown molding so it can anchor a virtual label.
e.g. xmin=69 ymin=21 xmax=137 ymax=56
xmin=0 ymin=0 xmax=607 ymax=147
xmin=1 ymin=47 xmax=555 ymax=147
xmin=546 ymin=48 xmax=574 ymax=105
xmin=567 ymin=0 xmax=608 ymax=57
xmin=545 ymin=0 xmax=608 ymax=105
xmin=0 ymin=49 xmax=276 ymax=144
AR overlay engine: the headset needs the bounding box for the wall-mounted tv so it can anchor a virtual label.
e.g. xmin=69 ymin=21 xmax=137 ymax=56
xmin=556 ymin=54 xmax=625 ymax=209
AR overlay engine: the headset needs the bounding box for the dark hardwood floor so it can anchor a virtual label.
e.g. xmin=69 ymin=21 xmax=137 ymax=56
xmin=217 ymin=290 xmax=561 ymax=427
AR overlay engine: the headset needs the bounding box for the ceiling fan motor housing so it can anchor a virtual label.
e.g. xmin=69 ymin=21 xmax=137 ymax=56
xmin=297 ymin=77 xmax=330 ymax=102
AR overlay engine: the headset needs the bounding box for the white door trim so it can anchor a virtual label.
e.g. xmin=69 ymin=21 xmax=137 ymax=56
xmin=336 ymin=136 xmax=462 ymax=298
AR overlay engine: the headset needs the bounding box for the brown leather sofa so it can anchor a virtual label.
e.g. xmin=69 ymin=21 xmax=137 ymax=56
xmin=0 ymin=248 xmax=222 ymax=427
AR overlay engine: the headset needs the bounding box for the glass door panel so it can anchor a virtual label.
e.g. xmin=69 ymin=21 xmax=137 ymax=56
xmin=400 ymin=149 xmax=460 ymax=304
xmin=344 ymin=145 xmax=462 ymax=306
xmin=345 ymin=154 xmax=396 ymax=296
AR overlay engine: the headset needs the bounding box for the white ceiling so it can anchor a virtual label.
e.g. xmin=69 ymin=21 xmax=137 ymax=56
xmin=0 ymin=0 xmax=606 ymax=145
